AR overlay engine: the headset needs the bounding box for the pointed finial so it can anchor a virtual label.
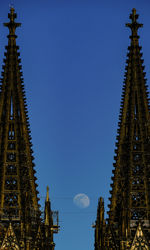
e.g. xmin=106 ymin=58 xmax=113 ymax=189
xmin=99 ymin=197 xmax=103 ymax=204
xmin=126 ymin=8 xmax=143 ymax=38
xmin=4 ymin=7 xmax=21 ymax=37
xmin=46 ymin=186 xmax=50 ymax=202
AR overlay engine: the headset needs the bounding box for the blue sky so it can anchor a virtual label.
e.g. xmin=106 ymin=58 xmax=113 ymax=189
xmin=0 ymin=1 xmax=150 ymax=249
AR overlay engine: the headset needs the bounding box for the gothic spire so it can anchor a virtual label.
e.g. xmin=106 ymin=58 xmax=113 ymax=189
xmin=0 ymin=8 xmax=59 ymax=249
xmin=94 ymin=8 xmax=150 ymax=249
xmin=0 ymin=6 xmax=39 ymax=215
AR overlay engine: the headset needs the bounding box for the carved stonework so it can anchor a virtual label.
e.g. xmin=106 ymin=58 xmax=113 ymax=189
xmin=1 ymin=223 xmax=19 ymax=249
xmin=131 ymin=224 xmax=149 ymax=250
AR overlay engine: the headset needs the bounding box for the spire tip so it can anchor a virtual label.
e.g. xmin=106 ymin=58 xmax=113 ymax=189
xmin=4 ymin=7 xmax=21 ymax=37
xmin=132 ymin=8 xmax=136 ymax=15
xmin=46 ymin=186 xmax=50 ymax=202
xmin=126 ymin=8 xmax=143 ymax=39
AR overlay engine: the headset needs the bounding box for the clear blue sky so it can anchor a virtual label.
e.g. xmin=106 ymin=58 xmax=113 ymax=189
xmin=0 ymin=1 xmax=150 ymax=249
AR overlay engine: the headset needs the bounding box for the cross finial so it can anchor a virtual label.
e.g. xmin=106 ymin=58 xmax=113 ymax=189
xmin=4 ymin=7 xmax=21 ymax=37
xmin=126 ymin=8 xmax=143 ymax=38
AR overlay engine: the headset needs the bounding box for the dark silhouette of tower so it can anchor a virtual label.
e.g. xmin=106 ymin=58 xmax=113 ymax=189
xmin=0 ymin=8 xmax=59 ymax=249
xmin=94 ymin=8 xmax=150 ymax=249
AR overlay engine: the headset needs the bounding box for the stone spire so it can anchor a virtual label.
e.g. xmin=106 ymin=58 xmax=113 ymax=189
xmin=0 ymin=8 xmax=59 ymax=249
xmin=94 ymin=8 xmax=150 ymax=249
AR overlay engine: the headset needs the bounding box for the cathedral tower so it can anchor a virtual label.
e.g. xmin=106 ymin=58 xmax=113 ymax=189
xmin=0 ymin=8 xmax=58 ymax=249
xmin=94 ymin=9 xmax=150 ymax=249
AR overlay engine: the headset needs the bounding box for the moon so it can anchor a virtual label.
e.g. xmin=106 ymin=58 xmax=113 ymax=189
xmin=73 ymin=193 xmax=90 ymax=208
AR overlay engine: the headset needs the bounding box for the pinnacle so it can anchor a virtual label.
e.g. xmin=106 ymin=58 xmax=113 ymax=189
xmin=46 ymin=186 xmax=50 ymax=202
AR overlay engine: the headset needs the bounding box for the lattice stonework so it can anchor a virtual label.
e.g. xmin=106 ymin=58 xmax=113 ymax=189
xmin=0 ymin=7 xmax=58 ymax=249
xmin=1 ymin=223 xmax=19 ymax=249
xmin=94 ymin=8 xmax=150 ymax=249
xmin=131 ymin=224 xmax=149 ymax=249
